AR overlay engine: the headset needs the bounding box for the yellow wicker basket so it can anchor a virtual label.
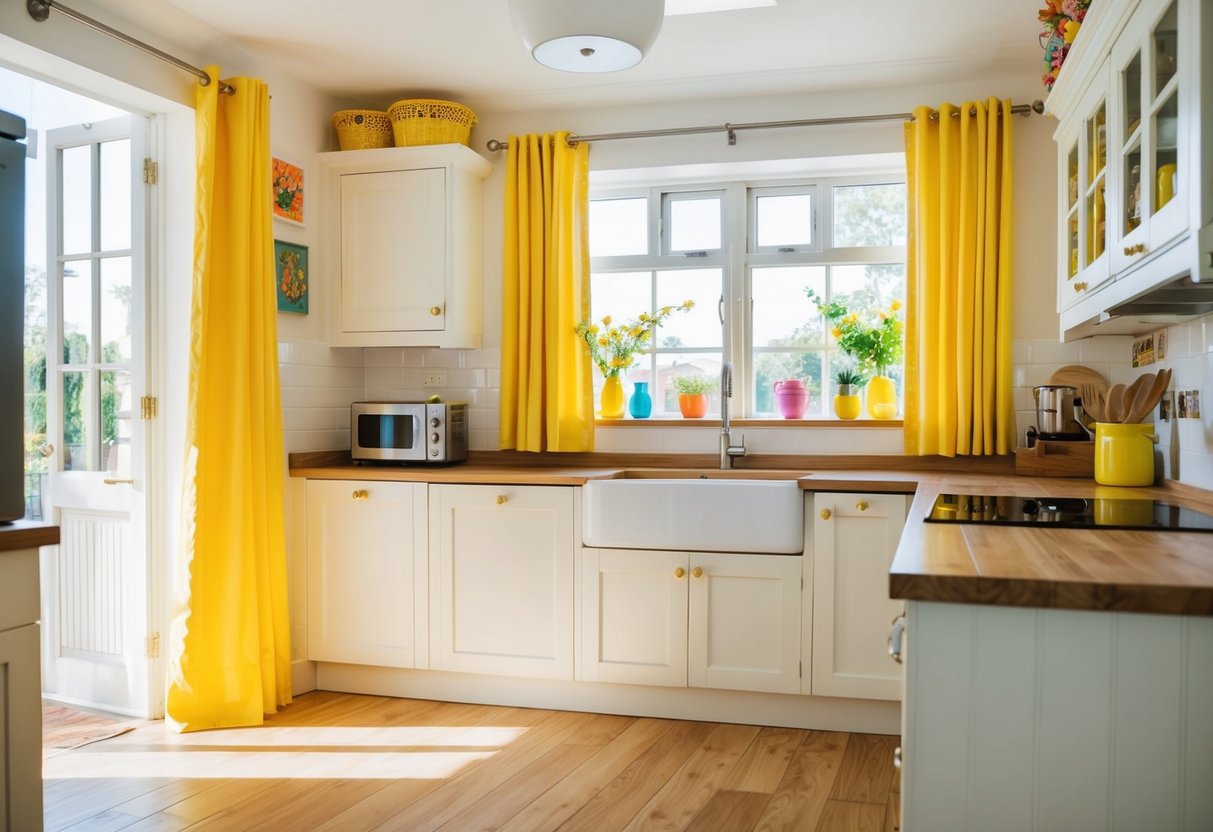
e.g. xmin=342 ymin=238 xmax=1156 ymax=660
xmin=331 ymin=109 xmax=394 ymax=151
xmin=387 ymin=99 xmax=477 ymax=147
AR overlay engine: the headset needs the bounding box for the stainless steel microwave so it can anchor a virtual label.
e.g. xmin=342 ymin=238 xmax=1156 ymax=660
xmin=351 ymin=401 xmax=468 ymax=464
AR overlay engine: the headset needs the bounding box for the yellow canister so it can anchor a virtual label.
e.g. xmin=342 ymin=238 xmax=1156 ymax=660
xmin=1094 ymin=422 xmax=1156 ymax=486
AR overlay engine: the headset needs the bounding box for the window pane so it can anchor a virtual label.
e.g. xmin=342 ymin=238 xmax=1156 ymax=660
xmin=589 ymin=271 xmax=651 ymax=326
xmin=590 ymin=198 xmax=648 ymax=257
xmin=100 ymin=257 xmax=132 ymax=363
xmin=831 ymin=263 xmax=906 ymax=312
xmin=752 ymin=266 xmax=826 ymax=348
xmin=62 ymin=370 xmax=93 ymax=471
xmin=669 ymin=197 xmax=720 ymax=251
xmin=833 ymin=184 xmax=906 ymax=247
xmin=100 ymin=139 xmax=131 ymax=251
xmin=756 ymin=193 xmax=813 ymax=248
xmin=62 ymin=260 xmax=93 ymax=365
xmin=100 ymin=369 xmax=130 ymax=473
xmin=62 ymin=144 xmax=93 ymax=255
xmin=658 ymin=352 xmax=722 ymax=417
xmin=655 ymin=269 xmax=721 ymax=348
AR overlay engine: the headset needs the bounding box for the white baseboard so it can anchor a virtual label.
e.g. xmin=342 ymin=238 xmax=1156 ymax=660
xmin=291 ymin=658 xmax=317 ymax=697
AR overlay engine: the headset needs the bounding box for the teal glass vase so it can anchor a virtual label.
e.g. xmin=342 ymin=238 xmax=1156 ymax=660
xmin=628 ymin=381 xmax=652 ymax=419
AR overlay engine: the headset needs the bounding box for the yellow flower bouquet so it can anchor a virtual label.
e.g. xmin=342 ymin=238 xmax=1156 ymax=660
xmin=576 ymin=301 xmax=694 ymax=378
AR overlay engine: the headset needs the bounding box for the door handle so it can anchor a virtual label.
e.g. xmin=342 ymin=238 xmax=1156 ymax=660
xmin=103 ymin=477 xmax=134 ymax=485
xmin=888 ymin=614 xmax=906 ymax=664
xmin=39 ymin=443 xmax=54 ymax=458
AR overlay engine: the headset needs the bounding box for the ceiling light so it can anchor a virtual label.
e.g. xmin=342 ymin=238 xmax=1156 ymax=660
xmin=508 ymin=0 xmax=666 ymax=73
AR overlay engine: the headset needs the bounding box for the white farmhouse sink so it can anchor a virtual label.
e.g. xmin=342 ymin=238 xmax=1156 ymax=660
xmin=582 ymin=478 xmax=804 ymax=554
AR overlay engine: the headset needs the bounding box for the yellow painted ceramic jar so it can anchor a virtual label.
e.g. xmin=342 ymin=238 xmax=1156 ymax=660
xmin=1094 ymin=422 xmax=1155 ymax=486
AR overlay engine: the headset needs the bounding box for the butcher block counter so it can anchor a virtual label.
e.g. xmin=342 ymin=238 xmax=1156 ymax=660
xmin=289 ymin=451 xmax=1213 ymax=617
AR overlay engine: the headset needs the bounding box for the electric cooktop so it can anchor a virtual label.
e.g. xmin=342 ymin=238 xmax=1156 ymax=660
xmin=925 ymin=493 xmax=1213 ymax=532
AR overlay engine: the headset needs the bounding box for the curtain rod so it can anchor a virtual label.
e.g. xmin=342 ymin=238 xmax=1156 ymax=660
xmin=26 ymin=0 xmax=235 ymax=95
xmin=484 ymin=99 xmax=1045 ymax=152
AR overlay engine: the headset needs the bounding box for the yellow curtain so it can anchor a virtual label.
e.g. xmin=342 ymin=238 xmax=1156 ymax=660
xmin=904 ymin=99 xmax=1015 ymax=456
xmin=166 ymin=67 xmax=292 ymax=731
xmin=499 ymin=132 xmax=595 ymax=452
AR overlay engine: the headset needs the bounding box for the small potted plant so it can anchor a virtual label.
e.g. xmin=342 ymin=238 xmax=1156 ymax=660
xmin=672 ymin=375 xmax=718 ymax=418
xmin=833 ymin=368 xmax=866 ymax=420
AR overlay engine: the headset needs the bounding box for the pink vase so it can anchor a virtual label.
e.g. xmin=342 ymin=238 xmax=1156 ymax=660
xmin=773 ymin=380 xmax=810 ymax=419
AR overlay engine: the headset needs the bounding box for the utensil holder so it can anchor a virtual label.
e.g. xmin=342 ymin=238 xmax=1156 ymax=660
xmin=1094 ymin=422 xmax=1156 ymax=486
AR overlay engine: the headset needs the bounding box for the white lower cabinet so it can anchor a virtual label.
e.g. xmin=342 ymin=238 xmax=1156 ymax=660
xmin=429 ymin=484 xmax=576 ymax=680
xmin=810 ymin=492 xmax=908 ymax=700
xmin=0 ymin=546 xmax=42 ymax=832
xmin=581 ymin=548 xmax=802 ymax=694
xmin=306 ymin=480 xmax=428 ymax=668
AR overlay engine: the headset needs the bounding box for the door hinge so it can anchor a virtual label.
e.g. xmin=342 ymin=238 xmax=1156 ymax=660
xmin=142 ymin=157 xmax=158 ymax=185
xmin=146 ymin=632 xmax=161 ymax=658
xmin=140 ymin=395 xmax=158 ymax=420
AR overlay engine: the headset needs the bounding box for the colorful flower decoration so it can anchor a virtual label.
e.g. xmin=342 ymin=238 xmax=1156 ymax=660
xmin=1040 ymin=0 xmax=1092 ymax=92
xmin=576 ymin=301 xmax=694 ymax=378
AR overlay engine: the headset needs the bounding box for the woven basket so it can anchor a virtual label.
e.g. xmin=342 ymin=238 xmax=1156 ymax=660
xmin=387 ymin=99 xmax=477 ymax=147
xmin=331 ymin=109 xmax=394 ymax=151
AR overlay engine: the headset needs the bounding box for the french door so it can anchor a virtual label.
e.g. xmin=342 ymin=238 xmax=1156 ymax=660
xmin=40 ymin=115 xmax=154 ymax=717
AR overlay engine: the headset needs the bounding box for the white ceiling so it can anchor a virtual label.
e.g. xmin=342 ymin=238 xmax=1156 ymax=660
xmin=84 ymin=0 xmax=1046 ymax=114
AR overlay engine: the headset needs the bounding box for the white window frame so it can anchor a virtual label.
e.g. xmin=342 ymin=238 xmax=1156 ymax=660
xmin=590 ymin=169 xmax=906 ymax=419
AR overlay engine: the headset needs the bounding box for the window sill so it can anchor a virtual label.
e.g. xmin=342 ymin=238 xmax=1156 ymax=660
xmin=596 ymin=418 xmax=904 ymax=428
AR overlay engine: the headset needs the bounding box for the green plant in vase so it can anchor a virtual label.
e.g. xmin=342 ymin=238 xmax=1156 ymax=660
xmin=833 ymin=368 xmax=865 ymax=420
xmin=671 ymin=375 xmax=718 ymax=418
xmin=807 ymin=288 xmax=903 ymax=419
xmin=576 ymin=301 xmax=693 ymax=418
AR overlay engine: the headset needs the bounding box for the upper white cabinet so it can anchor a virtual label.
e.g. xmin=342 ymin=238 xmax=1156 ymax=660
xmin=306 ymin=480 xmax=428 ymax=668
xmin=319 ymin=144 xmax=492 ymax=348
xmin=429 ymin=484 xmax=576 ymax=680
xmin=1047 ymin=0 xmax=1213 ymax=339
xmin=810 ymin=492 xmax=907 ymax=700
xmin=580 ymin=548 xmax=802 ymax=695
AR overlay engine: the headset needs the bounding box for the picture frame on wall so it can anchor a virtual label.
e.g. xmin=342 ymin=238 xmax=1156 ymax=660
xmin=271 ymin=156 xmax=304 ymax=225
xmin=274 ymin=239 xmax=308 ymax=315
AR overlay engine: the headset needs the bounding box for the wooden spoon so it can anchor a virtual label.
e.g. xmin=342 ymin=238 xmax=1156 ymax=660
xmin=1105 ymin=383 xmax=1128 ymax=422
xmin=1134 ymin=368 xmax=1171 ymax=422
xmin=1079 ymin=382 xmax=1105 ymax=422
xmin=1123 ymin=374 xmax=1154 ymax=423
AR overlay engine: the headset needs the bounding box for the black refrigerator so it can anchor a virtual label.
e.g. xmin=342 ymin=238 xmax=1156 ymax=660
xmin=0 ymin=110 xmax=26 ymax=522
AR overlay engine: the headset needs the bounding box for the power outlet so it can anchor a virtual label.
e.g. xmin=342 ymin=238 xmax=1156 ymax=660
xmin=422 ymin=369 xmax=447 ymax=387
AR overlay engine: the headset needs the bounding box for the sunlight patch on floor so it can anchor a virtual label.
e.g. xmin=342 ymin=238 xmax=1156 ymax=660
xmin=44 ymin=749 xmax=498 ymax=780
xmin=151 ymin=724 xmax=529 ymax=748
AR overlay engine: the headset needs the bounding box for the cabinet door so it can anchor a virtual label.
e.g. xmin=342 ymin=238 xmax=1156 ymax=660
xmin=430 ymin=485 xmax=575 ymax=679
xmin=339 ymin=166 xmax=445 ymax=334
xmin=580 ymin=548 xmax=688 ymax=687
xmin=811 ymin=493 xmax=907 ymax=700
xmin=0 ymin=623 xmax=43 ymax=832
xmin=306 ymin=480 xmax=428 ymax=668
xmin=1063 ymin=67 xmax=1114 ymax=309
xmin=688 ymin=553 xmax=802 ymax=695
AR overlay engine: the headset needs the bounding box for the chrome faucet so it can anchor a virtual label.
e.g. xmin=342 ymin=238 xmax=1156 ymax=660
xmin=719 ymin=362 xmax=747 ymax=469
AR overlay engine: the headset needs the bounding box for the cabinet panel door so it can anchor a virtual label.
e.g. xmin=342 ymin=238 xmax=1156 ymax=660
xmin=0 ymin=623 xmax=43 ymax=832
xmin=811 ymin=493 xmax=907 ymax=700
xmin=430 ymin=485 xmax=575 ymax=679
xmin=580 ymin=548 xmax=688 ymax=687
xmin=340 ymin=166 xmax=445 ymax=333
xmin=688 ymin=553 xmax=802 ymax=694
xmin=306 ymin=480 xmax=427 ymax=668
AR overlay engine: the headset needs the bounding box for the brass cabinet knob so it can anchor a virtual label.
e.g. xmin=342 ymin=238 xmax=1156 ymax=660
xmin=352 ymin=489 xmax=369 ymax=500
xmin=691 ymin=566 xmax=704 ymax=579
xmin=1123 ymin=243 xmax=1146 ymax=255
xmin=496 ymin=495 xmax=507 ymax=505
xmin=1073 ymin=281 xmax=1087 ymax=292
xmin=857 ymin=500 xmax=870 ymax=512
xmin=674 ymin=567 xmax=686 ymax=579
xmin=820 ymin=508 xmax=832 ymax=520
xmin=430 ymin=306 xmax=442 ymax=316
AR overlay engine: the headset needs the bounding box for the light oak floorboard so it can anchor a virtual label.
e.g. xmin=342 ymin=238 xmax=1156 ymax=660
xmin=43 ymin=692 xmax=898 ymax=832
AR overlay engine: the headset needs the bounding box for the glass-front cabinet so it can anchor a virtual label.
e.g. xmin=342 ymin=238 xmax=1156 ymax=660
xmin=1047 ymin=0 xmax=1211 ymax=338
xmin=1111 ymin=0 xmax=1184 ymax=274
xmin=1056 ymin=72 xmax=1111 ymax=310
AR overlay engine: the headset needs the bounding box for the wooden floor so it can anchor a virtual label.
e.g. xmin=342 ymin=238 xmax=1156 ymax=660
xmin=43 ymin=691 xmax=900 ymax=831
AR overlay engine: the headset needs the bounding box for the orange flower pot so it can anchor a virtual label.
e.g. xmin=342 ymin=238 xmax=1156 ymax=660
xmin=678 ymin=393 xmax=708 ymax=418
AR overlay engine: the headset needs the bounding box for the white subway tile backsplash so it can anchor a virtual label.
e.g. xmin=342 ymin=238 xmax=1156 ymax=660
xmin=364 ymin=366 xmax=405 ymax=389
xmin=1028 ymin=339 xmax=1082 ymax=364
xmin=1076 ymin=336 xmax=1131 ymax=363
xmin=422 ymin=349 xmax=465 ymax=369
xmin=365 ymin=348 xmax=406 ymax=368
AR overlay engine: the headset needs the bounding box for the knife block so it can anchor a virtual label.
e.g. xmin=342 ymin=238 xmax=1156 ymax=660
xmin=1014 ymin=439 xmax=1095 ymax=478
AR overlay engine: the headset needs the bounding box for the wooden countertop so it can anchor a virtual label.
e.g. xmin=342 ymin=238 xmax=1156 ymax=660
xmin=289 ymin=451 xmax=1213 ymax=616
xmin=0 ymin=520 xmax=60 ymax=552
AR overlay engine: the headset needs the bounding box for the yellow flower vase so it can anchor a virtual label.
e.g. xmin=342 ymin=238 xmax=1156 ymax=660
xmin=833 ymin=385 xmax=862 ymax=420
xmin=866 ymin=374 xmax=897 ymax=419
xmin=600 ymin=375 xmax=625 ymax=419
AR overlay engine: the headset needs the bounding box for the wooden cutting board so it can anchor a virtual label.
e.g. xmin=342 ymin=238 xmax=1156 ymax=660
xmin=1046 ymin=365 xmax=1108 ymax=396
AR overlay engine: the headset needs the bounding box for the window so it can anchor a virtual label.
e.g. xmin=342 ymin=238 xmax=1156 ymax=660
xmin=589 ymin=173 xmax=906 ymax=418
